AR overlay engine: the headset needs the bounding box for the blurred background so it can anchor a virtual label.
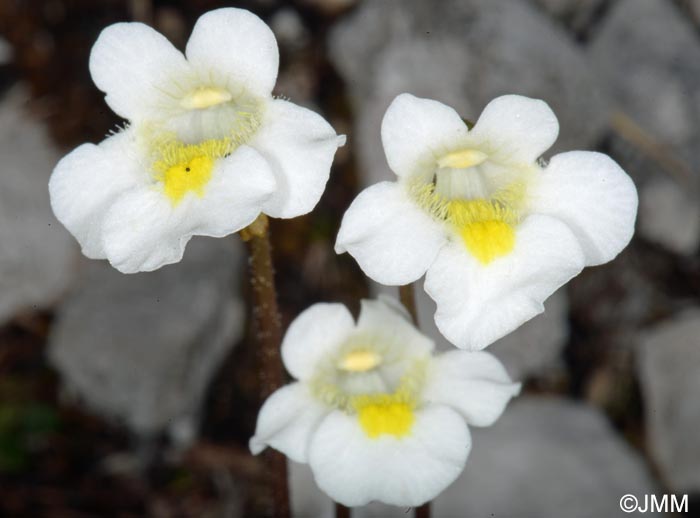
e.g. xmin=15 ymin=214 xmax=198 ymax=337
xmin=0 ymin=0 xmax=699 ymax=516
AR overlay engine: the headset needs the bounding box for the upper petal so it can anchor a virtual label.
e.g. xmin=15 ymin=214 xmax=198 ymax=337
xmin=308 ymin=405 xmax=470 ymax=507
xmin=89 ymin=22 xmax=189 ymax=120
xmin=250 ymin=382 xmax=328 ymax=463
xmin=425 ymin=215 xmax=586 ymax=350
xmin=48 ymin=130 xmax=140 ymax=259
xmin=423 ymin=351 xmax=520 ymax=427
xmin=335 ymin=182 xmax=447 ymax=285
xmin=252 ymin=99 xmax=344 ymax=219
xmin=281 ymin=303 xmax=356 ymax=381
xmin=469 ymin=95 xmax=559 ymax=165
xmin=530 ymin=151 xmax=638 ymax=266
xmin=185 ymin=8 xmax=279 ymax=98
xmin=189 ymin=145 xmax=276 ymax=237
xmin=356 ymin=297 xmax=434 ymax=356
xmin=381 ymin=93 xmax=469 ymax=178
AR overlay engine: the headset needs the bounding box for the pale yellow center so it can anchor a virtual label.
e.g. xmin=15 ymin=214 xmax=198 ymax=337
xmin=337 ymin=349 xmax=382 ymax=372
xmin=180 ymin=86 xmax=233 ymax=110
xmin=437 ymin=149 xmax=488 ymax=169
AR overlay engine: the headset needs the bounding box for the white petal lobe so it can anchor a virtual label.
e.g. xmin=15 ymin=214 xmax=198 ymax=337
xmin=281 ymin=303 xmax=355 ymax=381
xmin=250 ymin=383 xmax=328 ymax=463
xmin=530 ymin=151 xmax=638 ymax=266
xmin=186 ymin=8 xmax=279 ymax=98
xmin=425 ymin=215 xmax=586 ymax=350
xmin=49 ymin=132 xmax=139 ymax=259
xmin=254 ymin=99 xmax=343 ymax=219
xmin=335 ymin=182 xmax=446 ymax=285
xmin=89 ymin=22 xmax=189 ymax=120
xmin=469 ymin=95 xmax=559 ymax=165
xmin=308 ymin=406 xmax=471 ymax=507
xmin=381 ymin=93 xmax=469 ymax=178
xmin=423 ymin=351 xmax=521 ymax=426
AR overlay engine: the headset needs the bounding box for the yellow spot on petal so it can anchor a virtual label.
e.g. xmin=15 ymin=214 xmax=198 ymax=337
xmin=447 ymin=195 xmax=519 ymax=264
xmin=337 ymin=349 xmax=382 ymax=372
xmin=180 ymin=86 xmax=233 ymax=110
xmin=152 ymin=138 xmax=232 ymax=205
xmin=438 ymin=149 xmax=488 ymax=169
xmin=353 ymin=394 xmax=415 ymax=439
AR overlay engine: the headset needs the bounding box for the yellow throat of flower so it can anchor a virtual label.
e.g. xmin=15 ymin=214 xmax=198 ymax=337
xmin=410 ymin=155 xmax=527 ymax=264
xmin=149 ymin=135 xmax=234 ymax=206
xmin=353 ymin=393 xmax=415 ymax=439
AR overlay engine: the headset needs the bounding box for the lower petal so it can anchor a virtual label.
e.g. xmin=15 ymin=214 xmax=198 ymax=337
xmin=425 ymin=215 xmax=585 ymax=350
xmin=530 ymin=151 xmax=638 ymax=266
xmin=308 ymin=405 xmax=470 ymax=507
xmin=335 ymin=182 xmax=446 ymax=285
xmin=100 ymin=187 xmax=192 ymax=273
xmin=252 ymin=99 xmax=344 ymax=219
xmin=250 ymin=383 xmax=328 ymax=464
xmin=48 ymin=131 xmax=140 ymax=259
xmin=189 ymin=145 xmax=276 ymax=237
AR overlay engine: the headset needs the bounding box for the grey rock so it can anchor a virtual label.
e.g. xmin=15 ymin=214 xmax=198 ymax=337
xmin=639 ymin=176 xmax=700 ymax=255
xmin=0 ymin=87 xmax=75 ymax=323
xmin=291 ymin=397 xmax=660 ymax=517
xmin=590 ymin=0 xmax=700 ymax=175
xmin=48 ymin=237 xmax=245 ymax=443
xmin=330 ymin=0 xmax=609 ymax=186
xmin=638 ymin=310 xmax=700 ymax=493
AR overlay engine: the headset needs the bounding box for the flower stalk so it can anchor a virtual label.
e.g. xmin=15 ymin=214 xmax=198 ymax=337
xmin=241 ymin=214 xmax=290 ymax=518
xmin=398 ymin=283 xmax=431 ymax=518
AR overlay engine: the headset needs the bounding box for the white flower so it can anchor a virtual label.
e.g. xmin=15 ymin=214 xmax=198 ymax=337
xmin=249 ymin=297 xmax=520 ymax=507
xmin=336 ymin=94 xmax=637 ymax=350
xmin=49 ymin=8 xmax=344 ymax=273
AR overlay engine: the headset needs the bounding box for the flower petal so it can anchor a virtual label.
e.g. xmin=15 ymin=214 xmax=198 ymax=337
xmin=190 ymin=145 xmax=276 ymax=237
xmin=250 ymin=383 xmax=328 ymax=463
xmin=335 ymin=182 xmax=447 ymax=285
xmin=530 ymin=151 xmax=638 ymax=266
xmin=89 ymin=22 xmax=189 ymax=120
xmin=381 ymin=93 xmax=469 ymax=178
xmin=281 ymin=303 xmax=356 ymax=381
xmin=424 ymin=215 xmax=586 ymax=350
xmin=48 ymin=130 xmax=140 ymax=259
xmin=186 ymin=8 xmax=279 ymax=98
xmin=252 ymin=99 xmax=344 ymax=219
xmin=99 ymin=187 xmax=192 ymax=274
xmin=308 ymin=405 xmax=470 ymax=507
xmin=356 ymin=297 xmax=434 ymax=356
xmin=469 ymin=95 xmax=559 ymax=165
xmin=423 ymin=351 xmax=520 ymax=427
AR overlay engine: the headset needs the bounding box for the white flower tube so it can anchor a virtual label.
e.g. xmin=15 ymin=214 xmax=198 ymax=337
xmin=250 ymin=297 xmax=520 ymax=507
xmin=50 ymin=8 xmax=344 ymax=273
xmin=336 ymin=94 xmax=637 ymax=350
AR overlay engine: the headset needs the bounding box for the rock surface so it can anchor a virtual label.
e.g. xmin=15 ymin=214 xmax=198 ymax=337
xmin=639 ymin=176 xmax=700 ymax=255
xmin=590 ymin=0 xmax=700 ymax=176
xmin=49 ymin=237 xmax=245 ymax=444
xmin=637 ymin=310 xmax=700 ymax=493
xmin=291 ymin=397 xmax=660 ymax=517
xmin=0 ymin=87 xmax=75 ymax=323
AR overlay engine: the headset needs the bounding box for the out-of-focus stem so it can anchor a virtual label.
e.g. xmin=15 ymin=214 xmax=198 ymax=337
xmin=398 ymin=283 xmax=431 ymax=518
xmin=335 ymin=503 xmax=351 ymax=518
xmin=398 ymin=284 xmax=419 ymax=324
xmin=241 ymin=214 xmax=290 ymax=518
